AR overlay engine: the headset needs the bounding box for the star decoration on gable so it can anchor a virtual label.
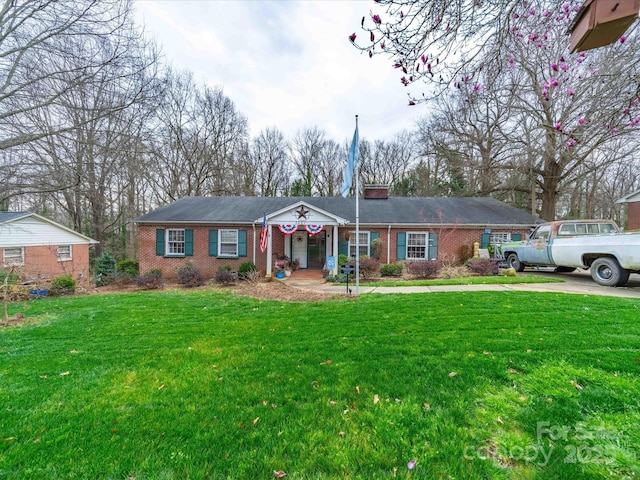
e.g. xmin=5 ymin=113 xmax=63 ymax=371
xmin=295 ymin=206 xmax=309 ymax=219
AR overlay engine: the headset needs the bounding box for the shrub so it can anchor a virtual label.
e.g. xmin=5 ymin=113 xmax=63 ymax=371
xmin=116 ymin=260 xmax=139 ymax=276
xmin=358 ymin=256 xmax=380 ymax=278
xmin=457 ymin=244 xmax=473 ymax=264
xmin=371 ymin=237 xmax=384 ymax=260
xmin=406 ymin=260 xmax=441 ymax=279
xmin=337 ymin=254 xmax=350 ymax=269
xmin=177 ymin=263 xmax=206 ymax=288
xmin=0 ymin=269 xmax=20 ymax=286
xmin=136 ymin=269 xmax=163 ymax=290
xmin=238 ymin=261 xmax=256 ymax=280
xmin=49 ymin=274 xmax=76 ymax=296
xmin=94 ymin=252 xmax=117 ymax=286
xmin=467 ymin=258 xmax=499 ymax=276
xmin=215 ymin=267 xmax=236 ymax=285
xmin=380 ymin=262 xmax=404 ymax=277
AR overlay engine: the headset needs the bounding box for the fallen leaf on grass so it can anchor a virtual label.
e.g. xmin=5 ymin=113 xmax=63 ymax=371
xmin=320 ymin=360 xmax=333 ymax=365
xmin=449 ymin=372 xmax=457 ymax=377
xmin=158 ymin=384 xmax=165 ymax=390
xmin=497 ymin=417 xmax=504 ymax=425
xmin=373 ymin=394 xmax=379 ymax=404
xmin=355 ymin=386 xmax=360 ymax=394
xmin=423 ymin=402 xmax=431 ymax=410
xmin=70 ymin=350 xmax=78 ymax=354
xmin=338 ymin=431 xmax=345 ymax=437
xmin=483 ymin=350 xmax=490 ymax=355
xmin=570 ymin=380 xmax=584 ymax=390
xmin=59 ymin=371 xmax=70 ymax=376
xmin=253 ymin=417 xmax=260 ymax=426
xmin=507 ymin=368 xmax=520 ymax=374
xmin=274 ymin=471 xmax=287 ymax=478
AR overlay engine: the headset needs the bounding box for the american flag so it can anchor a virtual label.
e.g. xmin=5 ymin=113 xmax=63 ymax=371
xmin=259 ymin=214 xmax=268 ymax=253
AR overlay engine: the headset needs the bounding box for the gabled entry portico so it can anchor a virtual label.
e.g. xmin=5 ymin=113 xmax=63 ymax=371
xmin=257 ymin=201 xmax=348 ymax=278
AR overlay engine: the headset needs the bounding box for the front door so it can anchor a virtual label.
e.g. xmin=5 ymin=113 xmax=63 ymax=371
xmin=291 ymin=230 xmax=307 ymax=268
xmin=307 ymin=231 xmax=326 ymax=269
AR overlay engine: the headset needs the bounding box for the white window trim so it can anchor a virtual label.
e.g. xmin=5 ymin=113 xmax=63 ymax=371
xmin=166 ymin=228 xmax=186 ymax=256
xmin=3 ymin=247 xmax=24 ymax=266
xmin=406 ymin=232 xmax=429 ymax=260
xmin=348 ymin=231 xmax=370 ymax=257
xmin=57 ymin=245 xmax=72 ymax=262
xmin=218 ymin=229 xmax=239 ymax=257
xmin=490 ymin=232 xmax=511 ymax=247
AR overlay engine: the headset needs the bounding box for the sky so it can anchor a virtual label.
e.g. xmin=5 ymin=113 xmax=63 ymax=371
xmin=133 ymin=0 xmax=424 ymax=143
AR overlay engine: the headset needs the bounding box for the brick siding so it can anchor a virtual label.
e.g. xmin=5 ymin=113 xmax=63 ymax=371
xmin=627 ymin=201 xmax=640 ymax=231
xmin=15 ymin=244 xmax=91 ymax=283
xmin=139 ymin=224 xmax=529 ymax=279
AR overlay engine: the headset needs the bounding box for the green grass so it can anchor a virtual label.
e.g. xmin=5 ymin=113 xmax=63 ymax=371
xmin=1 ymin=290 xmax=639 ymax=479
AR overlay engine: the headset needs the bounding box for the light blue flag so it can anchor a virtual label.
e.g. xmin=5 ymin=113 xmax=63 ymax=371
xmin=340 ymin=124 xmax=359 ymax=197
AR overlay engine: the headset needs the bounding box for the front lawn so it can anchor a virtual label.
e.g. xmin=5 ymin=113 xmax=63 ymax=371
xmin=1 ymin=290 xmax=639 ymax=479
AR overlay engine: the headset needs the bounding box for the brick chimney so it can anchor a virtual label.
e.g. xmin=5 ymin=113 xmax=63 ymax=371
xmin=363 ymin=184 xmax=389 ymax=199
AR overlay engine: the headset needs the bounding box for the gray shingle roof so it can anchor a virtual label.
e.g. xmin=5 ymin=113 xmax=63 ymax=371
xmin=0 ymin=212 xmax=30 ymax=224
xmin=136 ymin=196 xmax=540 ymax=227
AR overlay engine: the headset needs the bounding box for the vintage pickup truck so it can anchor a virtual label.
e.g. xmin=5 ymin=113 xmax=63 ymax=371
xmin=498 ymin=220 xmax=640 ymax=287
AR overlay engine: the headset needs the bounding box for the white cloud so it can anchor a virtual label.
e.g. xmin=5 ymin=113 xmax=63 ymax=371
xmin=134 ymin=0 xmax=423 ymax=142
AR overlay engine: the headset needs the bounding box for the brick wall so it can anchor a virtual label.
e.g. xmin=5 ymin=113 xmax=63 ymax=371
xmin=139 ymin=224 xmax=531 ymax=279
xmin=139 ymin=224 xmax=276 ymax=279
xmin=20 ymin=244 xmax=91 ymax=282
xmin=627 ymin=201 xmax=640 ymax=231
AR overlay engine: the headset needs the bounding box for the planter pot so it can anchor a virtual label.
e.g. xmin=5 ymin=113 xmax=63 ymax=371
xmin=275 ymin=271 xmax=285 ymax=279
xmin=284 ymin=270 xmax=291 ymax=277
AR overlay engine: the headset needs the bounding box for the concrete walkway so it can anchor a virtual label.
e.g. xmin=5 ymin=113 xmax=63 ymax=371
xmin=286 ymin=278 xmax=640 ymax=299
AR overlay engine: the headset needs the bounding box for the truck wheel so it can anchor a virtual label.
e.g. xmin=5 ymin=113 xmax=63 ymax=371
xmin=590 ymin=257 xmax=630 ymax=287
xmin=507 ymin=253 xmax=525 ymax=272
xmin=556 ymin=267 xmax=576 ymax=273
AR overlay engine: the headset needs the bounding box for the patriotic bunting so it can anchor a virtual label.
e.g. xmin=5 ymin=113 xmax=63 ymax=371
xmin=305 ymin=224 xmax=323 ymax=235
xmin=278 ymin=224 xmax=298 ymax=235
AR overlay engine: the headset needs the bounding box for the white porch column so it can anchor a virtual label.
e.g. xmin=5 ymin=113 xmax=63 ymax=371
xmin=332 ymin=224 xmax=339 ymax=275
xmin=266 ymin=224 xmax=273 ymax=278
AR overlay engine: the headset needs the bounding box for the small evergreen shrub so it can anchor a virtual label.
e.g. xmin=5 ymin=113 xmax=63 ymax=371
xmin=94 ymin=252 xmax=117 ymax=286
xmin=136 ymin=269 xmax=163 ymax=290
xmin=380 ymin=262 xmax=404 ymax=277
xmin=467 ymin=258 xmax=498 ymax=276
xmin=406 ymin=260 xmax=441 ymax=278
xmin=337 ymin=254 xmax=350 ymax=269
xmin=238 ymin=261 xmax=256 ymax=280
xmin=49 ymin=274 xmax=76 ymax=296
xmin=116 ymin=260 xmax=139 ymax=276
xmin=177 ymin=263 xmax=206 ymax=288
xmin=358 ymin=256 xmax=380 ymax=279
xmin=215 ymin=266 xmax=236 ymax=285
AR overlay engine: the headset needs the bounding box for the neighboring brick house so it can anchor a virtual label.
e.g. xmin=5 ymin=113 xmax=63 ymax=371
xmin=617 ymin=189 xmax=640 ymax=231
xmin=0 ymin=212 xmax=97 ymax=281
xmin=136 ymin=186 xmax=541 ymax=279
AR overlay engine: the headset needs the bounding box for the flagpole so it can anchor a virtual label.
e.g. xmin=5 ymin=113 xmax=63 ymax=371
xmin=354 ymin=115 xmax=360 ymax=297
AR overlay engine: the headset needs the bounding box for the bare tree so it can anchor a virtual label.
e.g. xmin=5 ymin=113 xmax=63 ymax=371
xmin=0 ymin=0 xmax=142 ymax=150
xmin=246 ymin=127 xmax=291 ymax=196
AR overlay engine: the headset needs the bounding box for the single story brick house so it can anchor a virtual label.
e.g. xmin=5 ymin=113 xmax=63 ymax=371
xmin=136 ymin=186 xmax=541 ymax=279
xmin=0 ymin=212 xmax=97 ymax=280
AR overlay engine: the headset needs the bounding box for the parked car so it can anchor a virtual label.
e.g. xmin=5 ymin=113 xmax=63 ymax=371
xmin=499 ymin=220 xmax=640 ymax=287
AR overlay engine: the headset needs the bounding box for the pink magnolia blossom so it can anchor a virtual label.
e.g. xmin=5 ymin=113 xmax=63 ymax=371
xmin=567 ymin=138 xmax=576 ymax=148
xmin=550 ymin=78 xmax=559 ymax=87
xmin=408 ymin=460 xmax=417 ymax=469
xmin=560 ymin=63 xmax=568 ymax=71
xmin=551 ymin=63 xmax=558 ymax=72
xmin=554 ymin=122 xmax=562 ymax=131
xmin=473 ymin=83 xmax=482 ymax=92
xmin=578 ymin=118 xmax=587 ymax=125
xmin=567 ymin=88 xmax=575 ymax=96
xmin=370 ymin=31 xmax=375 ymax=42
xmin=408 ymin=100 xmax=416 ymax=106
xmin=349 ymin=33 xmax=356 ymax=42
xmin=372 ymin=14 xmax=382 ymax=24
xmin=620 ymin=35 xmax=627 ymax=44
